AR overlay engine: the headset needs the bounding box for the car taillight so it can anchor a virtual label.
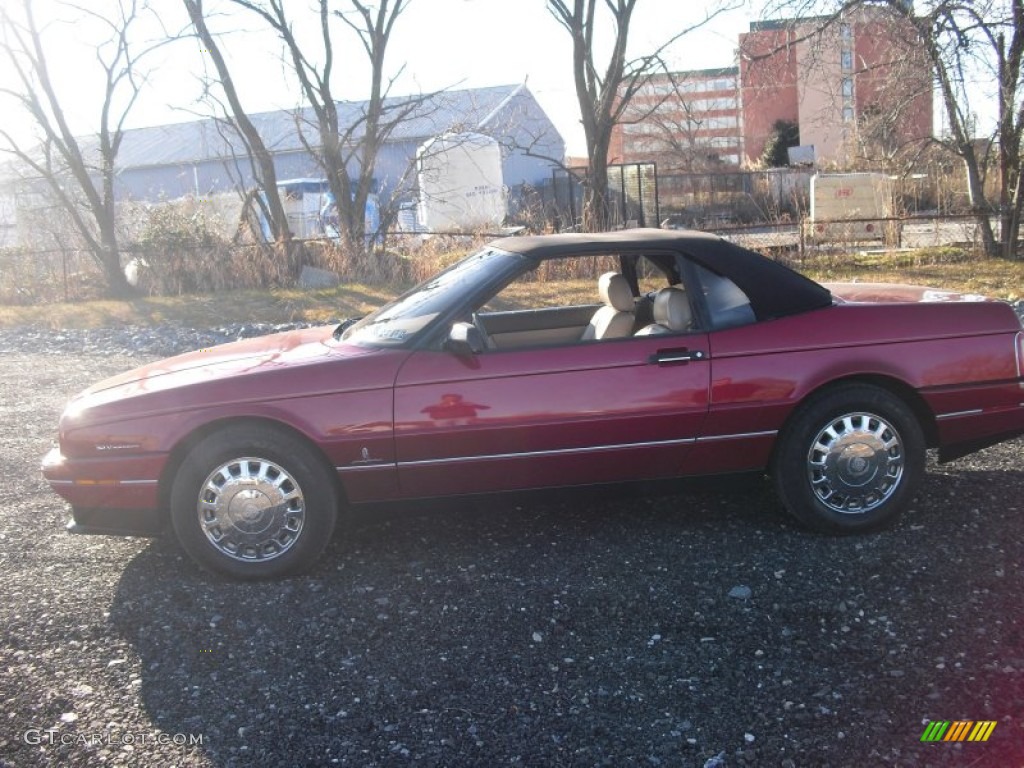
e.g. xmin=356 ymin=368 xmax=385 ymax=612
xmin=1017 ymin=331 xmax=1023 ymax=385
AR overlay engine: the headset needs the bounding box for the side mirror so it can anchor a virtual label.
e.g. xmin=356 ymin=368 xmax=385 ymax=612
xmin=446 ymin=322 xmax=484 ymax=357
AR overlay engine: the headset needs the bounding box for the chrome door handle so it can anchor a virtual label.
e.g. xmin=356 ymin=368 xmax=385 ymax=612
xmin=649 ymin=349 xmax=707 ymax=364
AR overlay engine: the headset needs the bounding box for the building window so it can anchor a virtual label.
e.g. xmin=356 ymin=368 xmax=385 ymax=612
xmin=639 ymin=82 xmax=673 ymax=97
xmin=703 ymin=115 xmax=739 ymax=130
xmin=841 ymin=77 xmax=853 ymax=98
xmin=686 ymin=96 xmax=738 ymax=111
xmin=840 ymin=23 xmax=853 ymax=42
xmin=843 ymin=106 xmax=855 ymax=123
xmin=841 ymin=49 xmax=853 ymax=71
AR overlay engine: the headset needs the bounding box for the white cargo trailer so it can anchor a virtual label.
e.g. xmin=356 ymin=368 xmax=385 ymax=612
xmin=417 ymin=132 xmax=505 ymax=232
xmin=806 ymin=172 xmax=893 ymax=243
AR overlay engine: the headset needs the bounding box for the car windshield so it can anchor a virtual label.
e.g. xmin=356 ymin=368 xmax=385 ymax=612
xmin=341 ymin=247 xmax=522 ymax=347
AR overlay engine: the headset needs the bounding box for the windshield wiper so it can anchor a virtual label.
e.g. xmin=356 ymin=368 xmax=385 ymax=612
xmin=332 ymin=316 xmax=362 ymax=340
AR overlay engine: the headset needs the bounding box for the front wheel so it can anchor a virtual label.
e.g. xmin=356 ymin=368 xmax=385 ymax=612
xmin=170 ymin=424 xmax=338 ymax=579
xmin=772 ymin=384 xmax=926 ymax=533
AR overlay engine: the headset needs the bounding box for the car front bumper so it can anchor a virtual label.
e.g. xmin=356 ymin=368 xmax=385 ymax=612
xmin=41 ymin=447 xmax=167 ymax=536
xmin=64 ymin=507 xmax=164 ymax=537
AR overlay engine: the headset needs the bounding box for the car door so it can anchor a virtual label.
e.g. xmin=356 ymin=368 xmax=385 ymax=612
xmin=392 ymin=332 xmax=711 ymax=497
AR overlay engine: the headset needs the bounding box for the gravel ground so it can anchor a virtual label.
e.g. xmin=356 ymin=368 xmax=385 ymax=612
xmin=0 ymin=328 xmax=1022 ymax=768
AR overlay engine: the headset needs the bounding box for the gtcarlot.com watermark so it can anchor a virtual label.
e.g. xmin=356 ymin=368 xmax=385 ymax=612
xmin=24 ymin=729 xmax=204 ymax=747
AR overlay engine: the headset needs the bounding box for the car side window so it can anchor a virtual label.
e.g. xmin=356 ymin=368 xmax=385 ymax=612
xmin=480 ymin=254 xmax=617 ymax=313
xmin=470 ymin=254 xmax=655 ymax=351
xmin=694 ymin=264 xmax=756 ymax=329
xmin=631 ymin=255 xmax=675 ymax=328
xmin=636 ymin=256 xmax=670 ymax=296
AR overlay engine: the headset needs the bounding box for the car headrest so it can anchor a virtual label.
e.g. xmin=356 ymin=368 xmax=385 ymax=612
xmin=653 ymin=287 xmax=692 ymax=331
xmin=598 ymin=272 xmax=634 ymax=312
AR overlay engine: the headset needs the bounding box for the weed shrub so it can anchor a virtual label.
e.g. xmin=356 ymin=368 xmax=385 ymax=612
xmin=0 ymin=246 xmax=106 ymax=304
xmin=130 ymin=199 xmax=289 ymax=295
xmin=305 ymin=233 xmax=491 ymax=287
xmin=304 ymin=239 xmax=415 ymax=286
xmin=0 ymin=245 xmax=45 ymax=304
xmin=402 ymin=235 xmax=487 ymax=283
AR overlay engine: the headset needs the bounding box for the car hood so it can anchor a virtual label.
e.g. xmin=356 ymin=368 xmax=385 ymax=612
xmin=83 ymin=326 xmax=342 ymax=396
xmin=824 ymin=282 xmax=993 ymax=304
xmin=64 ymin=326 xmax=394 ymax=425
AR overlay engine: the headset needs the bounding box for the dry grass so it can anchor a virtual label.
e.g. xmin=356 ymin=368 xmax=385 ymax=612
xmin=0 ymin=284 xmax=397 ymax=330
xmin=486 ymin=279 xmax=596 ymax=311
xmin=1 ymin=246 xmax=1021 ymax=330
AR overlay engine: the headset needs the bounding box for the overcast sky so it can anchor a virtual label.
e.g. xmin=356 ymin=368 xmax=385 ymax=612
xmin=2 ymin=0 xmax=755 ymax=156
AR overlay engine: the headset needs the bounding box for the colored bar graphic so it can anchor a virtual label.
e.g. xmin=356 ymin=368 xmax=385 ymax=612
xmin=944 ymin=721 xmax=973 ymax=741
xmin=920 ymin=720 xmax=997 ymax=742
xmin=968 ymin=721 xmax=998 ymax=742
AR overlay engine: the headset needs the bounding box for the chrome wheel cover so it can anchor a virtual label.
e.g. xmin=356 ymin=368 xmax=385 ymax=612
xmin=197 ymin=457 xmax=305 ymax=562
xmin=807 ymin=412 xmax=904 ymax=514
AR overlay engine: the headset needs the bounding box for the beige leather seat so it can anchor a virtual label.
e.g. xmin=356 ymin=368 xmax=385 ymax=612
xmin=581 ymin=272 xmax=635 ymax=341
xmin=635 ymin=287 xmax=693 ymax=335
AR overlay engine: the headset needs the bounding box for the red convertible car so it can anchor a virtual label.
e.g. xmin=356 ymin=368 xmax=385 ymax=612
xmin=42 ymin=230 xmax=1024 ymax=579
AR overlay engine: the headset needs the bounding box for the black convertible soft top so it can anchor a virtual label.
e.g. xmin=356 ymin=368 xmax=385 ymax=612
xmin=492 ymin=228 xmax=833 ymax=321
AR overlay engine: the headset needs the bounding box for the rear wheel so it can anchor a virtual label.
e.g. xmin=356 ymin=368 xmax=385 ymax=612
xmin=772 ymin=384 xmax=925 ymax=533
xmin=170 ymin=424 xmax=338 ymax=579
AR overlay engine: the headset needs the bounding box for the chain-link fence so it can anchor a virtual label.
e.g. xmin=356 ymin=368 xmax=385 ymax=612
xmin=711 ymin=213 xmax=1017 ymax=258
xmin=549 ymin=163 xmax=660 ymax=231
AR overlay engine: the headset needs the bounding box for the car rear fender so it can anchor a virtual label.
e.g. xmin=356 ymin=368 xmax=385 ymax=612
xmin=773 ymin=373 xmax=940 ymax=455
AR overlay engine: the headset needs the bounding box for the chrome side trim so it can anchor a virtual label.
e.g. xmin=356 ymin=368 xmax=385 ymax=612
xmin=395 ymin=430 xmax=781 ymax=469
xmin=696 ymin=429 xmax=777 ymax=442
xmin=336 ymin=464 xmax=395 ymax=473
xmin=45 ymin=478 xmax=156 ymax=485
xmin=935 ymin=409 xmax=984 ymax=420
xmin=398 ymin=436 xmax=699 ymax=468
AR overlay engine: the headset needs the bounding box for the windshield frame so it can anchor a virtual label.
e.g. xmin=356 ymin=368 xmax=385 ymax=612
xmin=339 ymin=246 xmax=528 ymax=349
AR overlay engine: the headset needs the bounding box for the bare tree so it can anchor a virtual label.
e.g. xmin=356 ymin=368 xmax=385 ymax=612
xmin=0 ymin=0 xmax=154 ymax=297
xmin=547 ymin=0 xmax=740 ymax=231
xmin=227 ymin=0 xmax=427 ymax=256
xmin=182 ymin=0 xmax=292 ymax=248
xmin=901 ymin=0 xmax=1024 ymax=258
xmin=760 ymin=0 xmax=1024 ymax=258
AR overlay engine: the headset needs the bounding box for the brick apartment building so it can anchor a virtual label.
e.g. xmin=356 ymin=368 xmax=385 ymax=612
xmin=610 ymin=5 xmax=932 ymax=170
xmin=739 ymin=6 xmax=932 ymax=165
xmin=609 ymin=67 xmax=742 ymax=170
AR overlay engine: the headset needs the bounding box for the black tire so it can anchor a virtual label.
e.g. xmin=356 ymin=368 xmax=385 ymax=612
xmin=772 ymin=384 xmax=925 ymax=534
xmin=170 ymin=424 xmax=338 ymax=579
